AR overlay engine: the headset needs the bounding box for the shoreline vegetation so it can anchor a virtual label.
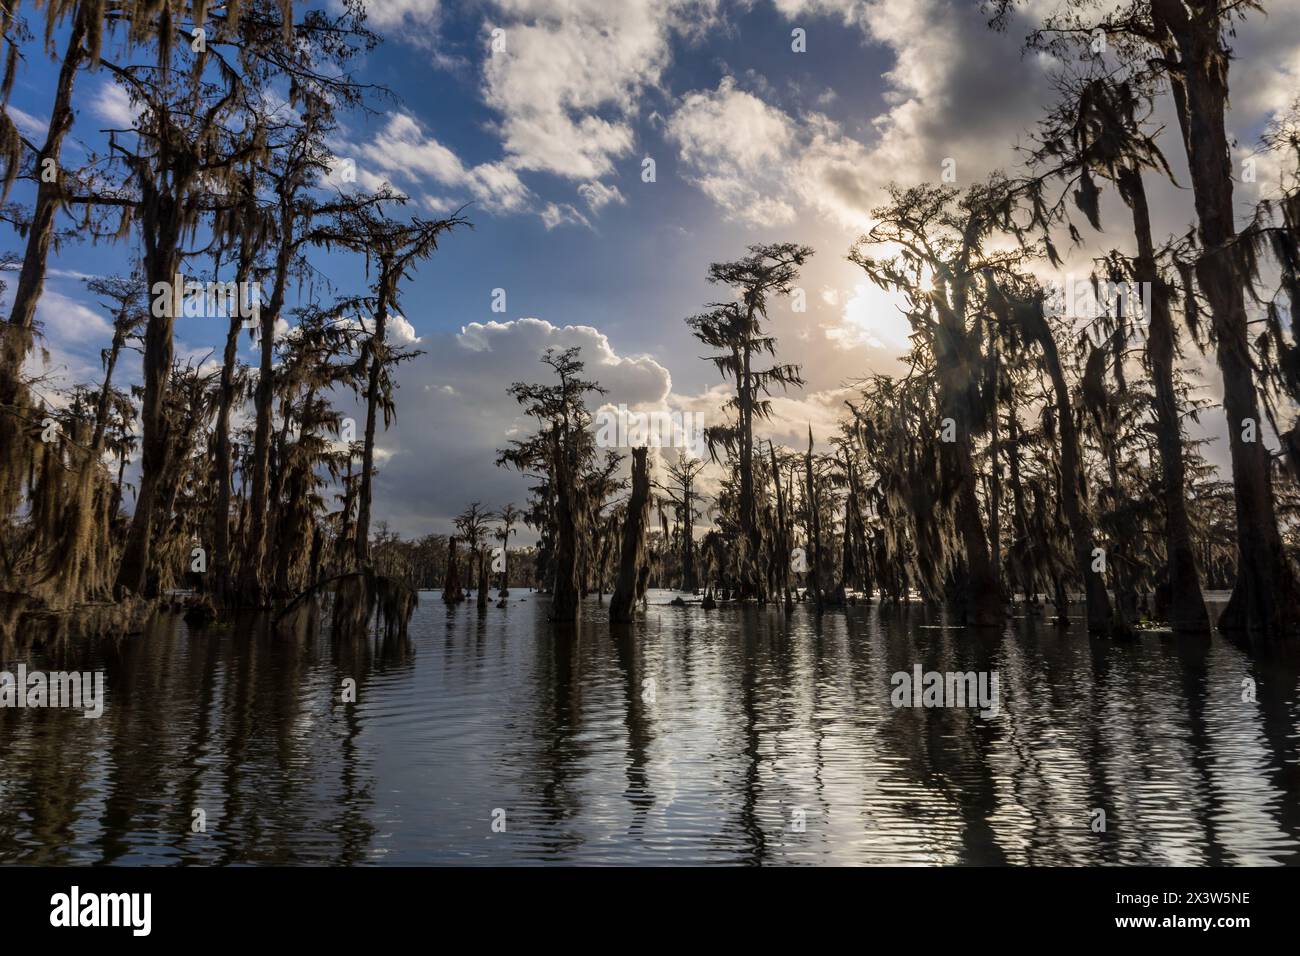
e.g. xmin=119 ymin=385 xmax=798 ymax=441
xmin=0 ymin=1 xmax=1298 ymax=654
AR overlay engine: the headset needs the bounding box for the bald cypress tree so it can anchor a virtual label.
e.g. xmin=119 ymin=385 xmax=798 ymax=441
xmin=1031 ymin=73 xmax=1209 ymax=631
xmin=851 ymin=184 xmax=1013 ymax=627
xmin=686 ymin=242 xmax=810 ymax=602
xmin=990 ymin=0 xmax=1297 ymax=634
xmin=499 ymin=347 xmax=606 ymax=622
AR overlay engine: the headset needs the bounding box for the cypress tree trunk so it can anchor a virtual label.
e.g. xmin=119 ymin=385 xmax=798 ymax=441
xmin=838 ymin=447 xmax=870 ymax=601
xmin=242 ymin=232 xmax=293 ymax=602
xmin=4 ymin=17 xmax=85 ymax=334
xmin=1118 ymin=165 xmax=1209 ymax=632
xmin=1029 ymin=302 xmax=1112 ymax=633
xmin=0 ymin=18 xmax=84 ymax=532
xmin=1102 ymin=436 xmax=1134 ymax=636
xmin=550 ymin=425 xmax=580 ymax=622
xmin=443 ymin=537 xmax=462 ymax=604
xmin=1153 ymin=0 xmax=1299 ymax=634
xmin=804 ymin=428 xmax=824 ymax=615
xmin=681 ymin=483 xmax=697 ymax=592
xmin=210 ymin=260 xmax=249 ymax=608
xmin=933 ymin=294 xmax=1004 ymax=627
xmin=115 ymin=204 xmax=184 ymax=598
xmin=354 ymin=296 xmax=390 ymax=570
xmin=91 ymin=320 xmax=128 ymax=453
xmin=610 ymin=447 xmax=650 ymax=623
xmin=987 ymin=330 xmax=1002 ymax=592
xmin=738 ymin=339 xmax=764 ymax=600
xmin=947 ymin=398 xmax=1004 ymax=627
xmin=1006 ymin=409 xmax=1034 ymax=603
xmin=770 ymin=441 xmax=792 ymax=612
xmin=477 ymin=548 xmax=489 ymax=611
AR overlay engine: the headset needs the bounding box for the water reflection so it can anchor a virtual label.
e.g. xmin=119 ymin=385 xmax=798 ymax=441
xmin=0 ymin=592 xmax=1297 ymax=865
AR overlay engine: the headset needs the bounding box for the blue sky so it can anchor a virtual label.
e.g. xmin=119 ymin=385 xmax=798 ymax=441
xmin=5 ymin=0 xmax=1299 ymax=536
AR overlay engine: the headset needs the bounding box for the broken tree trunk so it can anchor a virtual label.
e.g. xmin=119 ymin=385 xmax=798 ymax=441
xmin=610 ymin=447 xmax=650 ymax=623
xmin=443 ymin=536 xmax=463 ymax=604
xmin=477 ymin=548 xmax=489 ymax=611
